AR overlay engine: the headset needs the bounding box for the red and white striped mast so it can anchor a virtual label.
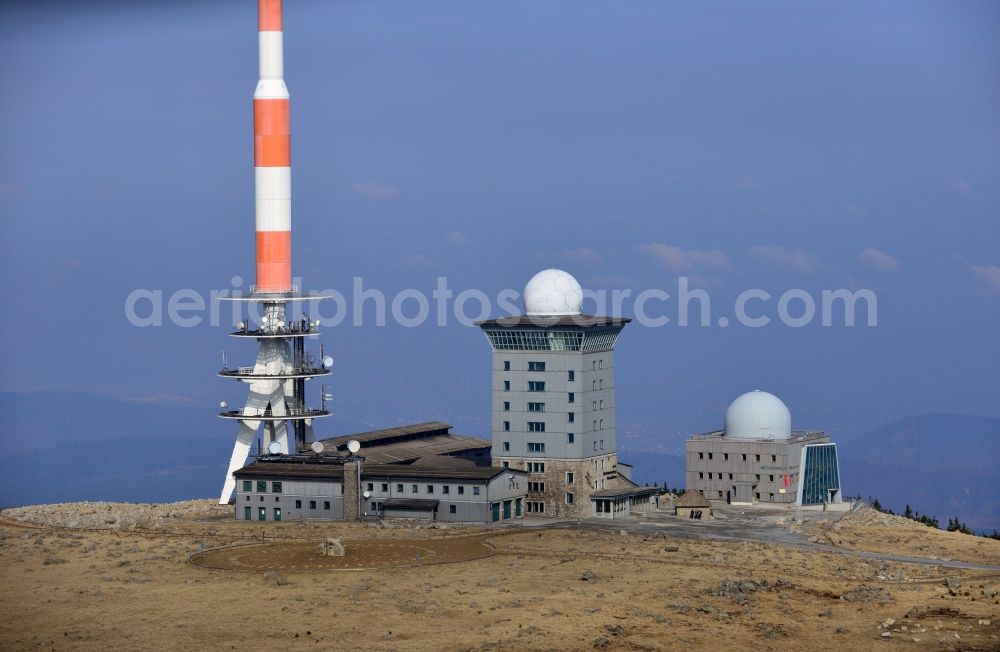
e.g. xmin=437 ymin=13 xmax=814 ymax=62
xmin=216 ymin=0 xmax=332 ymax=504
xmin=254 ymin=0 xmax=292 ymax=294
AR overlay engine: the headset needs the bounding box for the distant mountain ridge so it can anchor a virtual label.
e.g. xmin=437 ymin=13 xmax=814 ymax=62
xmin=0 ymin=392 xmax=996 ymax=530
xmin=839 ymin=413 xmax=999 ymax=532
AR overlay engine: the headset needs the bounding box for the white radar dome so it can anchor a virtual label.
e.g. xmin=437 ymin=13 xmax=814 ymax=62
xmin=523 ymin=268 xmax=583 ymax=316
xmin=724 ymin=390 xmax=792 ymax=440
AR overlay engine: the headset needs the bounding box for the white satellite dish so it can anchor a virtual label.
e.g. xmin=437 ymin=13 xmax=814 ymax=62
xmin=311 ymin=441 xmax=325 ymax=454
xmin=347 ymin=440 xmax=361 ymax=454
xmin=238 ymin=321 xmax=247 ymax=330
xmin=267 ymin=441 xmax=282 ymax=455
xmin=322 ymin=356 xmax=334 ymax=368
xmin=362 ymin=490 xmax=371 ymax=499
xmin=219 ymin=401 xmax=228 ymax=409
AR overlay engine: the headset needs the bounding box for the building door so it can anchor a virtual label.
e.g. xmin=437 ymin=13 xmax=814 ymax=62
xmin=503 ymin=500 xmax=512 ymax=519
xmin=491 ymin=503 xmax=500 ymax=522
xmin=273 ymin=508 xmax=282 ymax=522
xmin=515 ymin=498 xmax=522 ymax=517
xmin=258 ymin=507 xmax=266 ymax=521
xmin=244 ymin=506 xmax=251 ymax=521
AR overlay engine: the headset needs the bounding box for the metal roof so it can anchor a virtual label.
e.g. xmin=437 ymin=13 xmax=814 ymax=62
xmin=347 ymin=434 xmax=490 ymax=464
xmin=590 ymin=485 xmax=660 ymax=499
xmin=234 ymin=460 xmax=525 ymax=482
xmin=477 ymin=315 xmax=631 ymax=329
xmin=318 ymin=421 xmax=453 ymax=447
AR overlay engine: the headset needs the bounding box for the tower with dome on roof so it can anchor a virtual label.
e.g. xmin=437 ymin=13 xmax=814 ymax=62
xmin=477 ymin=269 xmax=659 ymax=519
xmin=686 ymin=390 xmax=843 ymax=507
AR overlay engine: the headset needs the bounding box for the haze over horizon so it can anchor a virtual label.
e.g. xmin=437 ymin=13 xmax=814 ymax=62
xmin=1 ymin=1 xmax=998 ymax=454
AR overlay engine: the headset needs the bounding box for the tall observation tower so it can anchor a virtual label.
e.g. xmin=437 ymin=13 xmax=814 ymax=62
xmin=216 ymin=0 xmax=332 ymax=504
xmin=478 ymin=269 xmax=631 ymax=518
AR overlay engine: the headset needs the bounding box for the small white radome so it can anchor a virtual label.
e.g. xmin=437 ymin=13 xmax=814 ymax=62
xmin=523 ymin=268 xmax=583 ymax=316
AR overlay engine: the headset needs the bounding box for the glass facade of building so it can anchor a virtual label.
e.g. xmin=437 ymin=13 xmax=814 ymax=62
xmin=484 ymin=327 xmax=622 ymax=352
xmin=800 ymin=444 xmax=841 ymax=505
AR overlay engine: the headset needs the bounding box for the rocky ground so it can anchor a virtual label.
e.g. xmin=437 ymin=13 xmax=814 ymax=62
xmin=805 ymin=506 xmax=1000 ymax=566
xmin=0 ymin=502 xmax=997 ymax=651
xmin=1 ymin=500 xmax=231 ymax=530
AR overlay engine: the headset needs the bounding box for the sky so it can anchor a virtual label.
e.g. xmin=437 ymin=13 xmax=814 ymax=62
xmin=1 ymin=0 xmax=998 ymax=453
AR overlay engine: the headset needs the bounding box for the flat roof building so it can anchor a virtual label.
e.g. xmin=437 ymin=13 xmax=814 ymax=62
xmin=685 ymin=390 xmax=843 ymax=507
xmin=234 ymin=456 xmax=527 ymax=524
xmin=478 ymin=269 xmax=657 ymax=518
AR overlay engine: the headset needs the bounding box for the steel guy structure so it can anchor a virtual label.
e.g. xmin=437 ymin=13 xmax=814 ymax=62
xmin=216 ymin=0 xmax=332 ymax=504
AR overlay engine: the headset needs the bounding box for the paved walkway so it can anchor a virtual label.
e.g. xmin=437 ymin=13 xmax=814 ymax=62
xmin=520 ymin=512 xmax=1000 ymax=573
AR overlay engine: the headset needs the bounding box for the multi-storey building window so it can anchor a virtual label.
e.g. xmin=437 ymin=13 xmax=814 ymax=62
xmin=566 ymin=472 xmax=575 ymax=484
xmin=503 ymin=360 xmax=511 ymax=371
xmin=568 ymin=370 xmax=575 ymax=381
xmin=528 ymin=402 xmax=545 ymax=412
xmin=528 ymin=381 xmax=545 ymax=391
xmin=568 ymin=392 xmax=575 ymax=403
xmin=503 ymin=421 xmax=510 ymax=431
xmin=566 ymin=492 xmax=574 ymax=505
xmin=527 ymin=421 xmax=545 ymax=432
xmin=528 ymin=361 xmax=545 ymax=371
xmin=568 ymin=412 xmax=575 ymax=422
xmin=504 ymin=380 xmax=510 ymax=391
xmin=528 ymin=442 xmax=545 ymax=452
xmin=567 ymin=432 xmax=574 ymax=443
xmin=503 ymin=401 xmax=510 ymax=411
xmin=502 ymin=441 xmax=510 ymax=451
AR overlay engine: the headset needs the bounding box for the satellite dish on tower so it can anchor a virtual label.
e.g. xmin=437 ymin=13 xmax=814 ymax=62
xmin=362 ymin=490 xmax=371 ymax=499
xmin=347 ymin=440 xmax=361 ymax=454
xmin=311 ymin=441 xmax=325 ymax=454
xmin=219 ymin=401 xmax=228 ymax=409
xmin=267 ymin=441 xmax=281 ymax=455
xmin=322 ymin=356 xmax=333 ymax=368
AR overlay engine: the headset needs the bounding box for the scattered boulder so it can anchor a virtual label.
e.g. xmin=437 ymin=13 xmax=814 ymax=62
xmin=581 ymin=570 xmax=597 ymax=582
xmin=754 ymin=622 xmax=788 ymax=639
xmin=841 ymin=585 xmax=893 ymax=604
xmin=318 ymin=538 xmax=345 ymax=557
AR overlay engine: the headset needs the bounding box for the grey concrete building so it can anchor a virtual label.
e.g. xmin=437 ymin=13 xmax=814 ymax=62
xmin=234 ymin=458 xmax=527 ymax=524
xmin=685 ymin=390 xmax=843 ymax=506
xmin=478 ymin=268 xmax=657 ymax=518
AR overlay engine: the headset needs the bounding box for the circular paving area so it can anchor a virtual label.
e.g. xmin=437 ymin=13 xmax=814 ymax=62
xmin=190 ymin=536 xmax=495 ymax=571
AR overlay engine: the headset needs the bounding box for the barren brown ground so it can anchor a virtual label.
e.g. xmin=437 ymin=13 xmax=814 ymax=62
xmin=805 ymin=513 xmax=1000 ymax=567
xmin=1 ymin=512 xmax=998 ymax=651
